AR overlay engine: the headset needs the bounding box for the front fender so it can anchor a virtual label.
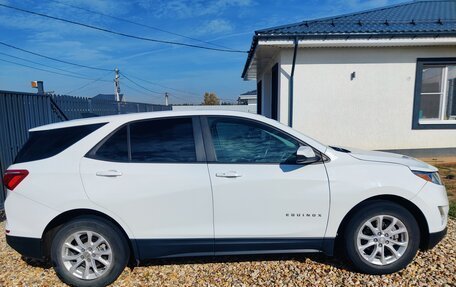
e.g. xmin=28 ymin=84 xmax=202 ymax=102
xmin=324 ymin=160 xmax=425 ymax=238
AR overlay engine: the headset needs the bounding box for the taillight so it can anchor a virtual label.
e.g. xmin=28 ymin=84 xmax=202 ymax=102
xmin=3 ymin=169 xmax=29 ymax=190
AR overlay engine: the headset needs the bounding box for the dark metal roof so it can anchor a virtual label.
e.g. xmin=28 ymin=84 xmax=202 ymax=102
xmin=92 ymin=93 xmax=124 ymax=101
xmin=241 ymin=89 xmax=257 ymax=95
xmin=257 ymin=1 xmax=456 ymax=36
xmin=242 ymin=0 xmax=456 ymax=78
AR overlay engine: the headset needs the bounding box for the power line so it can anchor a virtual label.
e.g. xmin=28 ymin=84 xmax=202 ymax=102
xmin=65 ymin=71 xmax=113 ymax=95
xmin=121 ymin=72 xmax=200 ymax=97
xmin=121 ymin=72 xmax=189 ymax=103
xmin=157 ymin=90 xmax=188 ymax=103
xmin=0 ymin=51 xmax=99 ymax=78
xmin=0 ymin=42 xmax=197 ymax=103
xmin=0 ymin=41 xmax=113 ymax=71
xmin=50 ymin=0 xmax=236 ymax=51
xmin=120 ymin=72 xmax=163 ymax=95
xmin=0 ymin=57 xmax=112 ymax=81
xmin=122 ymin=82 xmax=186 ymax=105
xmin=122 ymin=82 xmax=162 ymax=100
xmin=0 ymin=3 xmax=247 ymax=53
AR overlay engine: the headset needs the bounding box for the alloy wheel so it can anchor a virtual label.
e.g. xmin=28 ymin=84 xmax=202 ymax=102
xmin=61 ymin=230 xmax=113 ymax=280
xmin=356 ymin=215 xmax=409 ymax=266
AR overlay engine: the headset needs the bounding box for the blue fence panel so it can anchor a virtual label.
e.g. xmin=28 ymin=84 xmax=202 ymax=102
xmin=0 ymin=90 xmax=170 ymax=207
xmin=0 ymin=91 xmax=60 ymax=207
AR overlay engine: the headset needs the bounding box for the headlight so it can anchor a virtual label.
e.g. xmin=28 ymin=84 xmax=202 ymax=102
xmin=412 ymin=170 xmax=443 ymax=185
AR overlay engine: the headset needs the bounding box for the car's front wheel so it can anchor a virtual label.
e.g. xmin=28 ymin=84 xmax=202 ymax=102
xmin=50 ymin=216 xmax=129 ymax=287
xmin=344 ymin=200 xmax=420 ymax=274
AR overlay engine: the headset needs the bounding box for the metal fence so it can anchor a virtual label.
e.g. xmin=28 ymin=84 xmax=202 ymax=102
xmin=53 ymin=95 xmax=170 ymax=120
xmin=0 ymin=90 xmax=170 ymax=207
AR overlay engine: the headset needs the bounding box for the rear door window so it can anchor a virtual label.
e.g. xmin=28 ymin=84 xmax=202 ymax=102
xmin=130 ymin=118 xmax=196 ymax=163
xmin=15 ymin=123 xmax=105 ymax=163
xmin=90 ymin=117 xmax=197 ymax=163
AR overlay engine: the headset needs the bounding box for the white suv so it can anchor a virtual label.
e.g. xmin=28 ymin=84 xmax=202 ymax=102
xmin=3 ymin=111 xmax=448 ymax=286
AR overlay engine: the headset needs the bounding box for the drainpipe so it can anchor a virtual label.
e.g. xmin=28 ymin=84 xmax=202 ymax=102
xmin=288 ymin=37 xmax=298 ymax=127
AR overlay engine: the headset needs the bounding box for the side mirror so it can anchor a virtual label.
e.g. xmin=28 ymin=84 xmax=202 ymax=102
xmin=296 ymin=146 xmax=320 ymax=164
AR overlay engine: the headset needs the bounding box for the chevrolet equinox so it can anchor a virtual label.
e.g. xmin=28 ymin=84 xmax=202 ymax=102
xmin=3 ymin=111 xmax=449 ymax=287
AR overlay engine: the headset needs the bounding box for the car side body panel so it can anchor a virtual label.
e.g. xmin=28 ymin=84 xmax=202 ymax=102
xmin=79 ymin=158 xmax=214 ymax=239
xmin=323 ymin=150 xmax=427 ymax=238
xmin=4 ymin=191 xmax=59 ymax=238
xmin=208 ymin=163 xmax=330 ymax=238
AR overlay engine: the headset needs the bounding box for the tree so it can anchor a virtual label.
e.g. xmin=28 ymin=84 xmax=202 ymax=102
xmin=203 ymin=92 xmax=220 ymax=105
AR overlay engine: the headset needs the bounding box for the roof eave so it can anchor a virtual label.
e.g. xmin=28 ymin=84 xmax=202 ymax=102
xmin=241 ymin=35 xmax=259 ymax=80
xmin=241 ymin=31 xmax=456 ymax=80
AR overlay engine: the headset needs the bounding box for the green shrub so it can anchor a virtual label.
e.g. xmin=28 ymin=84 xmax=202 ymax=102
xmin=449 ymin=201 xmax=456 ymax=219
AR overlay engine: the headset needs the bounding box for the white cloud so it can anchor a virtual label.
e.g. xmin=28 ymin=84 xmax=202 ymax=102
xmin=310 ymin=0 xmax=402 ymax=21
xmin=341 ymin=0 xmax=391 ymax=10
xmin=139 ymin=0 xmax=254 ymax=19
xmin=0 ymin=0 xmax=138 ymax=67
xmin=50 ymin=0 xmax=129 ymax=14
xmin=197 ymin=19 xmax=233 ymax=35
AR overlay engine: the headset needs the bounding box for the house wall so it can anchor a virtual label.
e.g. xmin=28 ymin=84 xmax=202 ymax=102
xmin=270 ymin=46 xmax=456 ymax=150
xmin=247 ymin=99 xmax=257 ymax=105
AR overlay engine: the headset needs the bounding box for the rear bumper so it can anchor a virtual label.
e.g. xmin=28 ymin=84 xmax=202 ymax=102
xmin=425 ymin=227 xmax=447 ymax=250
xmin=6 ymin=235 xmax=42 ymax=259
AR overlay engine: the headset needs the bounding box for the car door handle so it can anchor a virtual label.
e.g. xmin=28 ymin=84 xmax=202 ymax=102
xmin=96 ymin=170 xmax=122 ymax=177
xmin=215 ymin=171 xmax=242 ymax=178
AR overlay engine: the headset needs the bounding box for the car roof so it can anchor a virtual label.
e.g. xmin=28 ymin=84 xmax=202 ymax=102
xmin=29 ymin=110 xmax=328 ymax=153
xmin=29 ymin=110 xmax=268 ymax=132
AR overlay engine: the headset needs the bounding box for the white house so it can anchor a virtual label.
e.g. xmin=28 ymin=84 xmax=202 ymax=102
xmin=242 ymin=0 xmax=456 ymax=154
xmin=238 ymin=90 xmax=258 ymax=105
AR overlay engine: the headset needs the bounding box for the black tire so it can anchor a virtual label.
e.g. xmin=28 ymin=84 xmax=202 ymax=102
xmin=344 ymin=200 xmax=420 ymax=274
xmin=50 ymin=216 xmax=129 ymax=287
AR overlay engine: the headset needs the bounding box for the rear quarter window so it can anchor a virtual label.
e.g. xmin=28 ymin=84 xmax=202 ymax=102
xmin=93 ymin=126 xmax=129 ymax=162
xmin=14 ymin=123 xmax=106 ymax=163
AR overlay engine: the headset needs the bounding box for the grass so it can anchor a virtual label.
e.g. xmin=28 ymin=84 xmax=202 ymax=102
xmin=449 ymin=202 xmax=456 ymax=219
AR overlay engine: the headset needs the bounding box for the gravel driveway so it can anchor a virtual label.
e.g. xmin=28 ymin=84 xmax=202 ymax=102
xmin=0 ymin=218 xmax=454 ymax=287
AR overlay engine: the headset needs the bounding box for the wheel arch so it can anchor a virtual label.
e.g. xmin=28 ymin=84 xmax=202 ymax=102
xmin=335 ymin=195 xmax=431 ymax=251
xmin=41 ymin=209 xmax=139 ymax=264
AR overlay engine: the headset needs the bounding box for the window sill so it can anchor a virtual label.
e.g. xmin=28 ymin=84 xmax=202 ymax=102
xmin=419 ymin=120 xmax=456 ymax=125
xmin=413 ymin=120 xmax=456 ymax=130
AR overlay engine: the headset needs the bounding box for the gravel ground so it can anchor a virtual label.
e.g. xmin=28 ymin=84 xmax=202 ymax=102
xmin=0 ymin=214 xmax=454 ymax=287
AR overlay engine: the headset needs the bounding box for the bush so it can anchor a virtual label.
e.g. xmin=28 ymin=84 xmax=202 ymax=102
xmin=449 ymin=202 xmax=456 ymax=219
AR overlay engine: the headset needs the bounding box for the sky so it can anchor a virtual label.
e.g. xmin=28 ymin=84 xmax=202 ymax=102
xmin=0 ymin=0 xmax=406 ymax=105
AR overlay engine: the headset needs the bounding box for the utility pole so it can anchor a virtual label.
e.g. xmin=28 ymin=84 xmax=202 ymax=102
xmin=165 ymin=92 xmax=169 ymax=106
xmin=114 ymin=68 xmax=121 ymax=102
xmin=114 ymin=68 xmax=121 ymax=114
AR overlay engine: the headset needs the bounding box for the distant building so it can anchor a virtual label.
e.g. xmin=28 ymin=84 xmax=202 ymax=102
xmin=238 ymin=90 xmax=257 ymax=105
xmin=172 ymin=104 xmax=257 ymax=114
xmin=93 ymin=93 xmax=124 ymax=102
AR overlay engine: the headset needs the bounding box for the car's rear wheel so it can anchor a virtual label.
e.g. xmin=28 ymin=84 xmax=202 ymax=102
xmin=344 ymin=200 xmax=420 ymax=274
xmin=50 ymin=216 xmax=129 ymax=287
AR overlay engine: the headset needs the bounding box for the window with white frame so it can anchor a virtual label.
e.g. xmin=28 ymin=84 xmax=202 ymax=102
xmin=418 ymin=65 xmax=456 ymax=122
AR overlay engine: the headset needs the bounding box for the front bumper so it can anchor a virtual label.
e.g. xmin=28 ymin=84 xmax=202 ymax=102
xmin=411 ymin=182 xmax=449 ymax=234
xmin=6 ymin=235 xmax=42 ymax=259
xmin=424 ymin=227 xmax=447 ymax=250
